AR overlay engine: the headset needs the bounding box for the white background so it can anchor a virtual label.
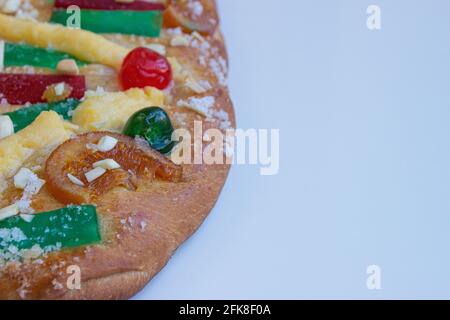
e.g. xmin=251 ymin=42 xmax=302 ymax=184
xmin=135 ymin=0 xmax=450 ymax=299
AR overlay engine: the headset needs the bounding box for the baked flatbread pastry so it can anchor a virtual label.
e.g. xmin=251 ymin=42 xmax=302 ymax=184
xmin=0 ymin=0 xmax=234 ymax=299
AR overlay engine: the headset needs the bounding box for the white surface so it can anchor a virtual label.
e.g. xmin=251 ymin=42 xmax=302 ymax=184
xmin=135 ymin=0 xmax=450 ymax=299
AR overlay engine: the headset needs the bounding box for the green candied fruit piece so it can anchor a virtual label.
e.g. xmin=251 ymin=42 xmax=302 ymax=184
xmin=4 ymin=42 xmax=87 ymax=69
xmin=5 ymin=98 xmax=81 ymax=132
xmin=50 ymin=9 xmax=162 ymax=37
xmin=0 ymin=205 xmax=101 ymax=252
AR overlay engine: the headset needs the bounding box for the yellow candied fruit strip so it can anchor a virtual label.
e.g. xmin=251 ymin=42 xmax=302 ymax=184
xmin=0 ymin=111 xmax=77 ymax=179
xmin=72 ymin=87 xmax=165 ymax=131
xmin=0 ymin=13 xmax=130 ymax=70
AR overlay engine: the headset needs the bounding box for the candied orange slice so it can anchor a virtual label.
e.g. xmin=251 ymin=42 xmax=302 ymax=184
xmin=164 ymin=0 xmax=218 ymax=35
xmin=45 ymin=132 xmax=182 ymax=205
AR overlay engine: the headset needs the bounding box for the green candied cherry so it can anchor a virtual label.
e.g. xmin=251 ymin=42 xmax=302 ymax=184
xmin=122 ymin=107 xmax=175 ymax=154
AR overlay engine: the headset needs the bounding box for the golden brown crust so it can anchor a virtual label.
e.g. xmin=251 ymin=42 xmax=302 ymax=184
xmin=61 ymin=271 xmax=151 ymax=300
xmin=0 ymin=0 xmax=234 ymax=299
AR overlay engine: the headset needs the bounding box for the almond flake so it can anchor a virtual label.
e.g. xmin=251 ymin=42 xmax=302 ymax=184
xmin=20 ymin=214 xmax=34 ymax=223
xmin=14 ymin=168 xmax=34 ymax=189
xmin=0 ymin=115 xmax=14 ymax=139
xmin=97 ymin=135 xmax=118 ymax=152
xmin=85 ymin=167 xmax=106 ymax=183
xmin=93 ymin=159 xmax=121 ymax=170
xmin=56 ymin=59 xmax=79 ymax=75
xmin=2 ymin=0 xmax=21 ymax=14
xmin=0 ymin=203 xmax=19 ymax=221
xmin=171 ymin=35 xmax=190 ymax=47
xmin=67 ymin=173 xmax=85 ymax=187
xmin=185 ymin=76 xmax=208 ymax=94
xmin=54 ymin=82 xmax=65 ymax=96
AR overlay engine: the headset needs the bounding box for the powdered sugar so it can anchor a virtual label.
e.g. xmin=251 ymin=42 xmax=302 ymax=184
xmin=177 ymin=96 xmax=215 ymax=117
xmin=177 ymin=96 xmax=231 ymax=129
xmin=209 ymin=57 xmax=228 ymax=86
xmin=187 ymin=0 xmax=204 ymax=17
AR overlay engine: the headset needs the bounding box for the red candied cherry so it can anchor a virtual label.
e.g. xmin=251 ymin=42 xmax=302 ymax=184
xmin=120 ymin=47 xmax=172 ymax=90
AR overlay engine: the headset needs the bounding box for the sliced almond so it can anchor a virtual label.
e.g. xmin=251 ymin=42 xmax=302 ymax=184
xmin=84 ymin=167 xmax=106 ymax=183
xmin=97 ymin=135 xmax=118 ymax=152
xmin=171 ymin=35 xmax=190 ymax=47
xmin=54 ymin=82 xmax=65 ymax=96
xmin=185 ymin=76 xmax=208 ymax=94
xmin=167 ymin=56 xmax=188 ymax=82
xmin=191 ymin=31 xmax=206 ymax=43
xmin=1 ymin=0 xmax=21 ymax=14
xmin=0 ymin=115 xmax=14 ymax=139
xmin=42 ymin=82 xmax=72 ymax=103
xmin=20 ymin=213 xmax=35 ymax=223
xmin=14 ymin=167 xmax=34 ymax=189
xmin=67 ymin=173 xmax=85 ymax=187
xmin=56 ymin=59 xmax=79 ymax=75
xmin=0 ymin=203 xmax=19 ymax=221
xmin=93 ymin=159 xmax=121 ymax=170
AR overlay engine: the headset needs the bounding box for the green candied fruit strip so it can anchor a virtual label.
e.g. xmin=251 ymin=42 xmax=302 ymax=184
xmin=0 ymin=205 xmax=101 ymax=251
xmin=4 ymin=42 xmax=87 ymax=69
xmin=50 ymin=9 xmax=162 ymax=37
xmin=5 ymin=98 xmax=81 ymax=132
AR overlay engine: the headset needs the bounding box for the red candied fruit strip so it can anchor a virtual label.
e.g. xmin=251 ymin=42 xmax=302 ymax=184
xmin=54 ymin=0 xmax=165 ymax=11
xmin=0 ymin=73 xmax=86 ymax=105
